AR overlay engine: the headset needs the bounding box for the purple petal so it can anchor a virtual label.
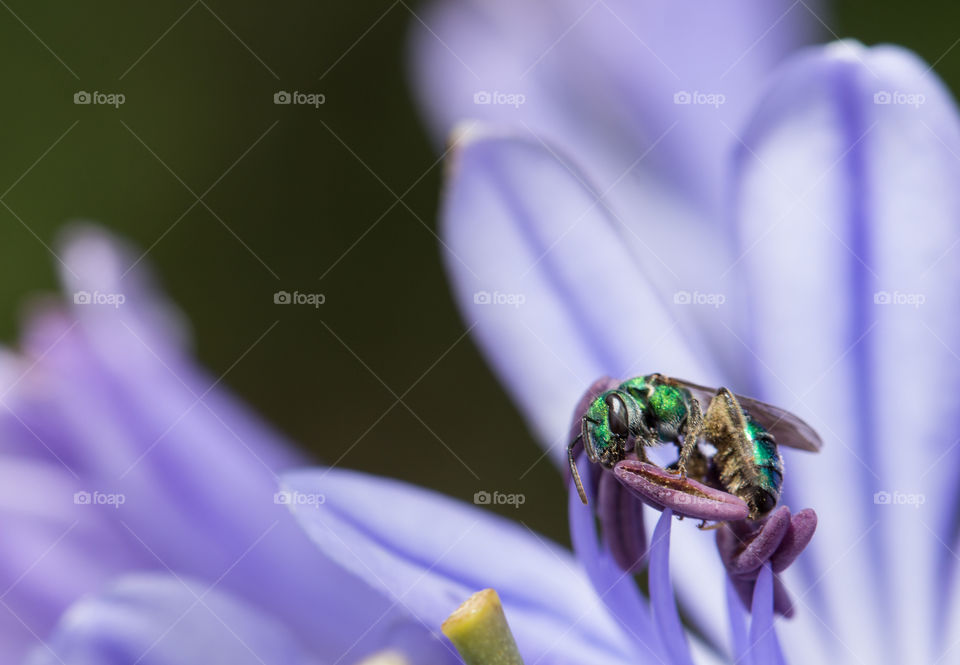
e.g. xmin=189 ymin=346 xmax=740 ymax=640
xmin=284 ymin=467 xmax=636 ymax=665
xmin=0 ymin=228 xmax=392 ymax=662
xmin=415 ymin=2 xmax=824 ymax=382
xmin=0 ymin=457 xmax=146 ymax=661
xmin=442 ymin=131 xmax=714 ymax=466
xmin=733 ymin=41 xmax=960 ymax=661
xmin=772 ymin=575 xmax=795 ymax=620
xmin=717 ymin=510 xmax=798 ymax=619
xmin=24 ymin=573 xmax=320 ymax=665
xmin=411 ymin=0 xmax=819 ymax=218
xmin=568 ymin=454 xmax=670 ymax=664
xmin=747 ymin=565 xmax=786 ymax=665
xmin=648 ymin=510 xmax=693 ymax=665
xmin=770 ymin=509 xmax=817 ymax=573
xmin=727 ymin=507 xmax=791 ymax=576
xmin=726 ymin=576 xmax=751 ymax=663
xmin=598 ymin=469 xmax=646 ymax=572
xmin=614 ymin=459 xmax=749 ymax=522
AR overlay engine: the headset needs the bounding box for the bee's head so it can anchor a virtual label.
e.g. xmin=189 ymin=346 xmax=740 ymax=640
xmin=582 ymin=390 xmax=630 ymax=467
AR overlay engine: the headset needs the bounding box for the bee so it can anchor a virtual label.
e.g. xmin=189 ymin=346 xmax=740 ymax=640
xmin=568 ymin=375 xmax=823 ymax=520
xmin=567 ymin=373 xmax=706 ymax=504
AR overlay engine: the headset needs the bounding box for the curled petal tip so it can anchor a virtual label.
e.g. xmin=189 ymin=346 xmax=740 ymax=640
xmin=771 ymin=508 xmax=818 ymax=573
xmin=718 ymin=506 xmax=816 ymax=617
xmin=614 ymin=459 xmax=749 ymax=521
xmin=724 ymin=506 xmax=792 ymax=576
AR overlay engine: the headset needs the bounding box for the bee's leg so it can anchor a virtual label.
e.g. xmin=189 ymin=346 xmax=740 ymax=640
xmin=703 ymin=387 xmax=744 ymax=434
xmin=629 ymin=418 xmax=656 ymax=463
xmin=634 ymin=444 xmax=651 ymax=463
xmin=698 ymin=520 xmax=726 ymax=531
xmin=675 ymin=394 xmax=704 ymax=479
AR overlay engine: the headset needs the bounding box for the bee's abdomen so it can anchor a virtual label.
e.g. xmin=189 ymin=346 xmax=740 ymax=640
xmin=748 ymin=421 xmax=783 ymax=495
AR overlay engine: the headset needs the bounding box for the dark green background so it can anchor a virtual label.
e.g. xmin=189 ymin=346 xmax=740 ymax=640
xmin=0 ymin=2 xmax=954 ymax=544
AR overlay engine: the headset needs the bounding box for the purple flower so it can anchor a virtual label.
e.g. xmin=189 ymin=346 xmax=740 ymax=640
xmin=410 ymin=1 xmax=960 ymax=662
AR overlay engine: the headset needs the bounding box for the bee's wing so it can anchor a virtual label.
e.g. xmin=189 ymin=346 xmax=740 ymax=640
xmin=670 ymin=378 xmax=824 ymax=452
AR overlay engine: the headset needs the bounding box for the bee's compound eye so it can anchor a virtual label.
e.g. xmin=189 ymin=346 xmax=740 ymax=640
xmin=604 ymin=393 xmax=630 ymax=439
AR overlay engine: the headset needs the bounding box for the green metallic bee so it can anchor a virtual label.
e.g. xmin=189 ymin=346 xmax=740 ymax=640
xmin=568 ymin=374 xmax=823 ymax=520
xmin=567 ymin=373 xmax=706 ymax=504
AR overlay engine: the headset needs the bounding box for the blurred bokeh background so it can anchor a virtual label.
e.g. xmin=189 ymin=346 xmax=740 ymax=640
xmin=0 ymin=1 xmax=955 ymax=544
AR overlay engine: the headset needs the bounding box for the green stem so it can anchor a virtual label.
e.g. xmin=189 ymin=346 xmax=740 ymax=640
xmin=442 ymin=589 xmax=525 ymax=665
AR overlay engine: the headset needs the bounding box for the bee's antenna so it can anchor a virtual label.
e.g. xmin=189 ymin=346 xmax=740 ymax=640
xmin=568 ymin=434 xmax=588 ymax=505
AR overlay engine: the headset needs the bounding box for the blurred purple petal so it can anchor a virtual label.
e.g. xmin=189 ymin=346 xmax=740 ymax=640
xmin=283 ymin=467 xmax=636 ymax=665
xmin=0 ymin=229 xmax=393 ymax=662
xmin=415 ymin=2 xmax=826 ymax=379
xmin=442 ymin=130 xmax=713 ymax=464
xmin=24 ymin=574 xmax=319 ymax=665
xmin=733 ymin=41 xmax=960 ymax=662
xmin=411 ymin=0 xmax=819 ymax=212
xmin=0 ymin=457 xmax=145 ymax=656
